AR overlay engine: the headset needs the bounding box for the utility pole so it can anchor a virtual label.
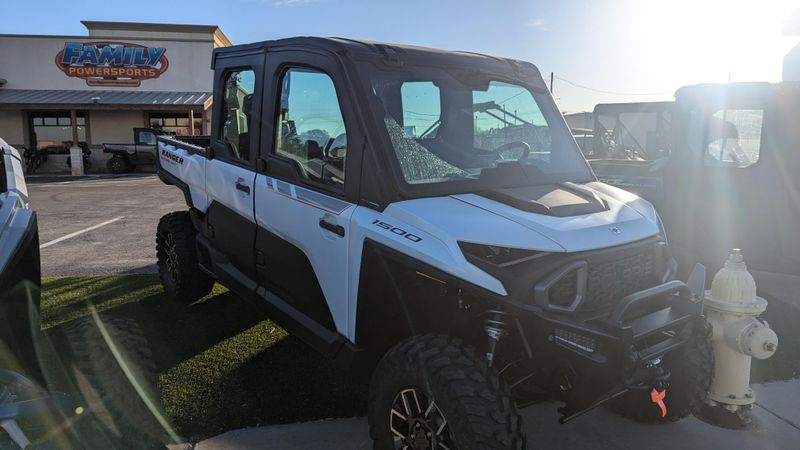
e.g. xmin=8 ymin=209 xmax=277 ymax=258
xmin=550 ymin=72 xmax=554 ymax=93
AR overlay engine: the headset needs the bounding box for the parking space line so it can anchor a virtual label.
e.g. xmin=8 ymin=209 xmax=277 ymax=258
xmin=40 ymin=216 xmax=124 ymax=249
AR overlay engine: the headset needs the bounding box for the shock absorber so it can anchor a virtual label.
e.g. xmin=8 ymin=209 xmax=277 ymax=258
xmin=482 ymin=307 xmax=509 ymax=366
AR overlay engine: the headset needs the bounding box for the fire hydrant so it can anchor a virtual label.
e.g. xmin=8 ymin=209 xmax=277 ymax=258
xmin=700 ymin=249 xmax=778 ymax=428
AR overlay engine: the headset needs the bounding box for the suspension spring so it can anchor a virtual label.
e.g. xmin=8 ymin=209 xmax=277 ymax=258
xmin=482 ymin=308 xmax=509 ymax=366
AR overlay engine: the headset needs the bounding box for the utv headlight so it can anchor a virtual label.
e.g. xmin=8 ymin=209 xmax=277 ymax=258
xmin=458 ymin=242 xmax=547 ymax=268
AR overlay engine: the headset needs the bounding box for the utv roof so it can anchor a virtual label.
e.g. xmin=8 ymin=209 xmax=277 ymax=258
xmin=212 ymin=36 xmax=540 ymax=74
xmin=593 ymin=101 xmax=674 ymax=114
xmin=673 ymin=81 xmax=800 ymax=103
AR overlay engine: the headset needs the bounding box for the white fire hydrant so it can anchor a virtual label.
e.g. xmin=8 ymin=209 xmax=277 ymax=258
xmin=702 ymin=249 xmax=778 ymax=426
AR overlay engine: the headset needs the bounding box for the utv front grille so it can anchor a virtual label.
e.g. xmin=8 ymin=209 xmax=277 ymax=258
xmin=537 ymin=246 xmax=658 ymax=315
xmin=582 ymin=250 xmax=656 ymax=313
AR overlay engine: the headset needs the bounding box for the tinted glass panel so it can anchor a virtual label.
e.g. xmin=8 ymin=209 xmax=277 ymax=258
xmin=139 ymin=131 xmax=156 ymax=146
xmin=220 ymin=69 xmax=256 ymax=161
xmin=401 ymin=82 xmax=441 ymax=139
xmin=706 ymin=109 xmax=763 ymax=168
xmin=275 ymin=68 xmax=347 ymax=188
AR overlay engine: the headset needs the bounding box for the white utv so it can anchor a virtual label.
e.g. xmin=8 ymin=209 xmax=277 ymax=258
xmin=156 ymin=38 xmax=713 ymax=449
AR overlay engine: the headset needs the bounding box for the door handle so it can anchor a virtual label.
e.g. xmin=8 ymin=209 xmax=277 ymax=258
xmin=319 ymin=218 xmax=345 ymax=237
xmin=235 ymin=181 xmax=250 ymax=194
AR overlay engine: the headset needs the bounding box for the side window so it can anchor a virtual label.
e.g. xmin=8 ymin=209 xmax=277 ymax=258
xmin=219 ymin=69 xmax=256 ymax=162
xmin=401 ymin=82 xmax=441 ymax=139
xmin=275 ymin=68 xmax=347 ymax=188
xmin=705 ymin=108 xmax=763 ymax=168
xmin=138 ymin=130 xmax=156 ymax=146
xmin=593 ymin=110 xmax=671 ymax=161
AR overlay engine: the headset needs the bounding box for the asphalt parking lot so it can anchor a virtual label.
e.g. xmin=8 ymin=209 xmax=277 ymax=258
xmin=29 ymin=174 xmax=185 ymax=276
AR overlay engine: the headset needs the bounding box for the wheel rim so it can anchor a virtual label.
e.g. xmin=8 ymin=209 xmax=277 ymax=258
xmin=389 ymin=387 xmax=453 ymax=450
xmin=163 ymin=233 xmax=180 ymax=284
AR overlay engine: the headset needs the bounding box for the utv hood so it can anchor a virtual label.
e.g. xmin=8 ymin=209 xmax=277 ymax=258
xmin=449 ymin=182 xmax=660 ymax=253
xmin=384 ymin=182 xmax=660 ymax=255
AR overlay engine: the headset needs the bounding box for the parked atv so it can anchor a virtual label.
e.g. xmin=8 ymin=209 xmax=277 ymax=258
xmin=156 ymin=38 xmax=713 ymax=449
xmin=103 ymin=128 xmax=169 ymax=174
xmin=22 ymin=147 xmax=49 ymax=174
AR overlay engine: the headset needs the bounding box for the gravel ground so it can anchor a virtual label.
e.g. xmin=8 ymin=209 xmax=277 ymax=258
xmin=28 ymin=174 xmax=185 ymax=276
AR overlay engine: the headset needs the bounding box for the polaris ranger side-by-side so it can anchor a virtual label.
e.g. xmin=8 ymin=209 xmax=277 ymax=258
xmin=1 ymin=138 xmax=41 ymax=361
xmin=156 ymin=38 xmax=712 ymax=449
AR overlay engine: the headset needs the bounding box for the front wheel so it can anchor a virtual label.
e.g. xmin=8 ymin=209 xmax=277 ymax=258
xmin=368 ymin=335 xmax=525 ymax=450
xmin=607 ymin=320 xmax=714 ymax=423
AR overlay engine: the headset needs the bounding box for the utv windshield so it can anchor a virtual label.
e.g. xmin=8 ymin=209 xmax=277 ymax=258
xmin=368 ymin=66 xmax=592 ymax=190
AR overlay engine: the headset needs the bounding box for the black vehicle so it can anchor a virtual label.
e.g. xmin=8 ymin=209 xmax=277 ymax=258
xmin=102 ymin=128 xmax=165 ymax=173
xmin=588 ymin=83 xmax=800 ymax=309
xmin=155 ymin=37 xmax=713 ymax=449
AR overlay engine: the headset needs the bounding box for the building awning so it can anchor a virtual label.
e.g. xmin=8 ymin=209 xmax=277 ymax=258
xmin=0 ymin=89 xmax=211 ymax=109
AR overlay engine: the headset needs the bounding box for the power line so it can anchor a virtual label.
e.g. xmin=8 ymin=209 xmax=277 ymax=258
xmin=554 ymin=76 xmax=669 ymax=96
xmin=497 ymin=89 xmax=526 ymax=105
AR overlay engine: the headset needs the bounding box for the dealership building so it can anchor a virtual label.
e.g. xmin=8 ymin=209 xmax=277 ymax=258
xmin=0 ymin=21 xmax=230 ymax=173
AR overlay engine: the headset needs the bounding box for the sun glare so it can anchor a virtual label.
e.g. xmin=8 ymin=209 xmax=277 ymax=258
xmin=632 ymin=0 xmax=799 ymax=85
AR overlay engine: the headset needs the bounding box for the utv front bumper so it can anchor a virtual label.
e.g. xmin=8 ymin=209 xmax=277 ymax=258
xmin=513 ymin=264 xmax=707 ymax=423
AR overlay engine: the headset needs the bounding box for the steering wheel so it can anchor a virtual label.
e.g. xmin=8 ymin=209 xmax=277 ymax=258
xmin=492 ymin=141 xmax=530 ymax=162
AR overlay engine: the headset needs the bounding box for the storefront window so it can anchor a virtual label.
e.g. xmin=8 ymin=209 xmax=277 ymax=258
xmin=149 ymin=112 xmax=202 ymax=136
xmin=30 ymin=112 xmax=87 ymax=153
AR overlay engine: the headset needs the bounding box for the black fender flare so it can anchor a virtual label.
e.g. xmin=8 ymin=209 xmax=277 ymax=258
xmin=157 ymin=168 xmax=194 ymax=209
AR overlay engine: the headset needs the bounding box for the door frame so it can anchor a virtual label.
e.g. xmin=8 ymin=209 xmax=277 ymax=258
xmin=257 ymin=48 xmax=365 ymax=203
xmin=210 ymin=49 xmax=267 ymax=171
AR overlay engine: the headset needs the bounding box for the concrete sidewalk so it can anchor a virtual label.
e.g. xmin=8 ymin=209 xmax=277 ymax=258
xmin=180 ymin=381 xmax=800 ymax=450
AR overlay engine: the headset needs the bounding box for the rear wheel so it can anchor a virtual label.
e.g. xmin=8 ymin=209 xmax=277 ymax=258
xmin=607 ymin=320 xmax=714 ymax=423
xmin=368 ymin=335 xmax=525 ymax=450
xmin=106 ymin=156 xmax=128 ymax=174
xmin=156 ymin=211 xmax=214 ymax=303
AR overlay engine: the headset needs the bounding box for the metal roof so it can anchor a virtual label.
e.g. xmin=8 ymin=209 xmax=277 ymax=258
xmin=0 ymin=89 xmax=211 ymax=106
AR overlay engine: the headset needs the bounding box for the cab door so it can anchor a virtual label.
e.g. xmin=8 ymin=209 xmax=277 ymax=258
xmin=133 ymin=128 xmax=157 ymax=164
xmin=253 ymin=50 xmax=362 ymax=338
xmin=664 ymin=87 xmax=778 ymax=272
xmin=203 ymin=51 xmax=265 ymax=289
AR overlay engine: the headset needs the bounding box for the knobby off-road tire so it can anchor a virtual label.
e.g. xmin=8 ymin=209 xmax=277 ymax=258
xmin=63 ymin=314 xmax=165 ymax=449
xmin=607 ymin=320 xmax=714 ymax=423
xmin=156 ymin=211 xmax=214 ymax=303
xmin=368 ymin=334 xmax=525 ymax=450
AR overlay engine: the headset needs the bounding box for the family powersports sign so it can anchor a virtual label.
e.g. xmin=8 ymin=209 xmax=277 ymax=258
xmin=55 ymin=42 xmax=169 ymax=87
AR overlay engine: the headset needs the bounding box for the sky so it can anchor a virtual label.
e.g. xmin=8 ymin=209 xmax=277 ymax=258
xmin=2 ymin=0 xmax=798 ymax=112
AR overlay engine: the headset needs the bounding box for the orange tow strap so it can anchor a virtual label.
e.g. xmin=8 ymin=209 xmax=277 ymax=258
xmin=650 ymin=388 xmax=667 ymax=417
